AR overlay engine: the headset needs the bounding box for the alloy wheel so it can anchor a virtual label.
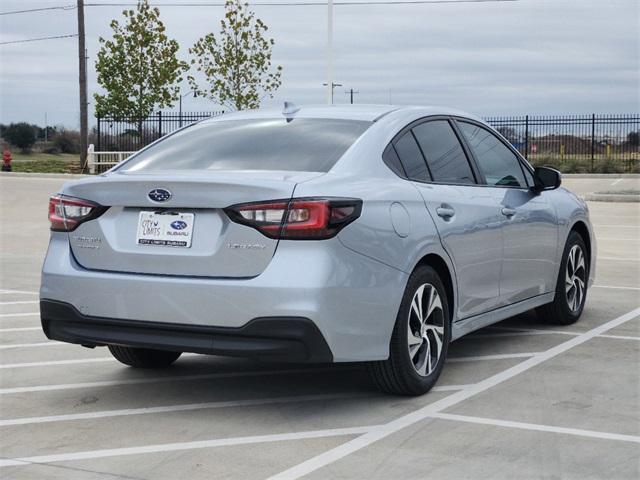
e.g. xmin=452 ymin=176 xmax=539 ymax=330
xmin=407 ymin=283 xmax=445 ymax=376
xmin=566 ymin=244 xmax=586 ymax=312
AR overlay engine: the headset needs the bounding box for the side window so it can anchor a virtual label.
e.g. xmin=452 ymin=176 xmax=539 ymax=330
xmin=458 ymin=122 xmax=527 ymax=188
xmin=393 ymin=131 xmax=430 ymax=182
xmin=382 ymin=144 xmax=406 ymax=177
xmin=412 ymin=120 xmax=475 ymax=184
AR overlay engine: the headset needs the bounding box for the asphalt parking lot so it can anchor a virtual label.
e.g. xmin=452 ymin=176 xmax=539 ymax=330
xmin=0 ymin=174 xmax=638 ymax=480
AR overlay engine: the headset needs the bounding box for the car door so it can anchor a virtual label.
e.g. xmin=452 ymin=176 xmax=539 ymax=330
xmin=456 ymin=120 xmax=559 ymax=306
xmin=389 ymin=118 xmax=504 ymax=320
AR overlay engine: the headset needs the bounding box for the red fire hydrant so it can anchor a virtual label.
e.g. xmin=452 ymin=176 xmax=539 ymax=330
xmin=2 ymin=145 xmax=11 ymax=172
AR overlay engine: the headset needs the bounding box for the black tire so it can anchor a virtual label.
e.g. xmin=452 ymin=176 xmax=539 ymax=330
xmin=108 ymin=345 xmax=181 ymax=368
xmin=536 ymin=231 xmax=588 ymax=325
xmin=367 ymin=265 xmax=451 ymax=396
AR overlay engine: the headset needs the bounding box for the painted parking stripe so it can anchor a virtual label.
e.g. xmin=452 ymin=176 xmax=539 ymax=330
xmin=0 ymin=301 xmax=39 ymax=306
xmin=593 ymin=285 xmax=640 ymax=291
xmin=0 ymin=425 xmax=377 ymax=468
xmin=0 ymin=366 xmax=359 ymax=394
xmin=0 ymin=393 xmax=369 ymax=427
xmin=447 ymin=352 xmax=539 ymax=362
xmin=0 ymin=384 xmax=471 ymax=422
xmin=488 ymin=326 xmax=640 ymax=342
xmin=268 ymin=307 xmax=640 ymax=480
xmin=0 ymin=290 xmax=38 ymax=295
xmin=0 ymin=312 xmax=39 ymax=318
xmin=0 ymin=342 xmax=62 ymax=350
xmin=0 ymin=327 xmax=41 ymax=333
xmin=429 ymin=412 xmax=640 ymax=443
xmin=0 ymin=357 xmax=113 ymax=371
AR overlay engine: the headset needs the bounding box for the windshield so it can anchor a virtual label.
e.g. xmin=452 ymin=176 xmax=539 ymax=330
xmin=119 ymin=118 xmax=372 ymax=173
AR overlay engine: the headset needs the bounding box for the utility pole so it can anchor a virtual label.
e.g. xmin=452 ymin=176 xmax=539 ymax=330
xmin=77 ymin=0 xmax=88 ymax=172
xmin=345 ymin=88 xmax=359 ymax=104
xmin=326 ymin=0 xmax=333 ymax=104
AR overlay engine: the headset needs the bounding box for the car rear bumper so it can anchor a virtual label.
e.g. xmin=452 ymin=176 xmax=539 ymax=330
xmin=40 ymin=232 xmax=408 ymax=362
xmin=41 ymin=299 xmax=333 ymax=363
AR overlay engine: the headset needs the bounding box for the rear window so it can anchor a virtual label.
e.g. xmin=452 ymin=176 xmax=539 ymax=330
xmin=119 ymin=118 xmax=371 ymax=173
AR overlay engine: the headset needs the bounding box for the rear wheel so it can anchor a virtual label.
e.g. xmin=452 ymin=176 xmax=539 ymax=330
xmin=108 ymin=345 xmax=181 ymax=368
xmin=536 ymin=231 xmax=588 ymax=325
xmin=367 ymin=265 xmax=450 ymax=396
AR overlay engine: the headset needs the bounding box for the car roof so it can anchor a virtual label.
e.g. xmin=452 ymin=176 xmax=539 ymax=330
xmin=201 ymin=104 xmax=483 ymax=124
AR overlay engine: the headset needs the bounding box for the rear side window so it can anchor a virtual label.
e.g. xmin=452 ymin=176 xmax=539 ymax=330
xmin=393 ymin=131 xmax=430 ymax=181
xmin=458 ymin=122 xmax=528 ymax=188
xmin=412 ymin=120 xmax=475 ymax=184
xmin=382 ymin=144 xmax=406 ymax=177
xmin=120 ymin=118 xmax=371 ymax=173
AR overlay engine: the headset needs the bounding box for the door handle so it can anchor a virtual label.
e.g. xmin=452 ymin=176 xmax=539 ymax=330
xmin=436 ymin=207 xmax=455 ymax=219
xmin=501 ymin=207 xmax=516 ymax=217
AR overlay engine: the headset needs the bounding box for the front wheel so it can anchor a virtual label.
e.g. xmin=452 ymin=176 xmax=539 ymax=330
xmin=536 ymin=231 xmax=588 ymax=325
xmin=108 ymin=345 xmax=182 ymax=368
xmin=367 ymin=265 xmax=451 ymax=396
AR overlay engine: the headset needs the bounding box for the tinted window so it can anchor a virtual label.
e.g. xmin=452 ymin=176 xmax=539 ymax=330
xmin=458 ymin=122 xmax=527 ymax=188
xmin=393 ymin=131 xmax=429 ymax=181
xmin=120 ymin=118 xmax=371 ymax=173
xmin=382 ymin=144 xmax=406 ymax=177
xmin=412 ymin=120 xmax=475 ymax=184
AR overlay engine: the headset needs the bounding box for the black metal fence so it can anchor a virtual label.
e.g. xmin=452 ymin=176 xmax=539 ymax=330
xmin=95 ymin=112 xmax=640 ymax=173
xmin=94 ymin=111 xmax=223 ymax=152
xmin=485 ymin=114 xmax=639 ymax=173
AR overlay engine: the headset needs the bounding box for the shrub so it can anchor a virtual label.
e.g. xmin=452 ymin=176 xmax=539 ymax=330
xmin=2 ymin=123 xmax=37 ymax=152
xmin=53 ymin=129 xmax=80 ymax=154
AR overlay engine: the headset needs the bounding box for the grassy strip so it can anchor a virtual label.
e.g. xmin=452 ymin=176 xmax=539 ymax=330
xmin=8 ymin=153 xmax=79 ymax=174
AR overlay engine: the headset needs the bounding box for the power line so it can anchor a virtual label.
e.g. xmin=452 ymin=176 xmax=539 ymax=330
xmin=0 ymin=34 xmax=79 ymax=46
xmin=0 ymin=5 xmax=76 ymax=16
xmin=85 ymin=0 xmax=518 ymax=7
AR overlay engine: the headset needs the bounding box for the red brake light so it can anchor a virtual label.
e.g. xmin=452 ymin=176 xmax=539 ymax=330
xmin=48 ymin=195 xmax=106 ymax=232
xmin=225 ymin=198 xmax=362 ymax=240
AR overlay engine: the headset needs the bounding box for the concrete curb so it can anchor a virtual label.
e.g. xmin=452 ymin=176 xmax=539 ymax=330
xmin=585 ymin=193 xmax=640 ymax=203
xmin=0 ymin=172 xmax=89 ymax=179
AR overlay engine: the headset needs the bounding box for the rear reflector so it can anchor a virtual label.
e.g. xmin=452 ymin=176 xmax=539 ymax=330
xmin=49 ymin=195 xmax=107 ymax=232
xmin=224 ymin=197 xmax=362 ymax=240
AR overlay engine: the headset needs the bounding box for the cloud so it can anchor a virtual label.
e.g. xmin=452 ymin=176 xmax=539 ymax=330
xmin=0 ymin=0 xmax=638 ymax=127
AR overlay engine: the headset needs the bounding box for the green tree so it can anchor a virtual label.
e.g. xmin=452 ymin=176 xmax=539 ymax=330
xmin=94 ymin=0 xmax=187 ymax=136
xmin=188 ymin=0 xmax=283 ymax=110
xmin=2 ymin=123 xmax=37 ymax=153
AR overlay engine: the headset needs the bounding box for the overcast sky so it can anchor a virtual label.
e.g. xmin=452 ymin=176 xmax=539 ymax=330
xmin=0 ymin=0 xmax=638 ymax=128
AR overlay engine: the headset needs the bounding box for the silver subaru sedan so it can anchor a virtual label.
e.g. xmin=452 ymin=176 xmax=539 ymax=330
xmin=40 ymin=105 xmax=595 ymax=395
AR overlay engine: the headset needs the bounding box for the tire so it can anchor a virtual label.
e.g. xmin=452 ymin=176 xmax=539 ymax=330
xmin=367 ymin=265 xmax=451 ymax=396
xmin=108 ymin=345 xmax=182 ymax=368
xmin=536 ymin=231 xmax=588 ymax=325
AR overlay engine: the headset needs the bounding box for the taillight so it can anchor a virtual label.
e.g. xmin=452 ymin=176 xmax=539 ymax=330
xmin=224 ymin=198 xmax=362 ymax=240
xmin=48 ymin=195 xmax=106 ymax=232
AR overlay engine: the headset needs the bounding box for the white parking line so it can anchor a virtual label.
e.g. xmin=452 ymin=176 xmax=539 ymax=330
xmin=488 ymin=326 xmax=640 ymax=342
xmin=0 ymin=290 xmax=38 ymax=295
xmin=0 ymin=393 xmax=370 ymax=427
xmin=598 ymin=256 xmax=640 ymax=261
xmin=610 ymin=178 xmax=623 ymax=186
xmin=0 ymin=301 xmax=39 ymax=306
xmin=429 ymin=412 xmax=640 ymax=443
xmin=0 ymin=425 xmax=377 ymax=468
xmin=0 ymin=367 xmax=358 ymax=394
xmin=268 ymin=307 xmax=640 ymax=480
xmin=593 ymin=285 xmax=640 ymax=291
xmin=0 ymin=312 xmax=39 ymax=318
xmin=0 ymin=327 xmax=41 ymax=333
xmin=0 ymin=342 xmax=61 ymax=350
xmin=447 ymin=352 xmax=538 ymax=362
xmin=0 ymin=357 xmax=113 ymax=371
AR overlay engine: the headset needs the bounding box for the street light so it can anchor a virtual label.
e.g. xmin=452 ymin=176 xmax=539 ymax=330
xmin=178 ymin=90 xmax=197 ymax=127
xmin=322 ymin=82 xmax=342 ymax=105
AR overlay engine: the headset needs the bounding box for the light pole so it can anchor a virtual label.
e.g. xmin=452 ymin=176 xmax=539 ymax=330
xmin=323 ymin=82 xmax=342 ymax=105
xmin=178 ymin=90 xmax=197 ymax=127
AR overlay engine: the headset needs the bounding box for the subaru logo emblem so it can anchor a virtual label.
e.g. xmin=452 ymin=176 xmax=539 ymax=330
xmin=148 ymin=188 xmax=172 ymax=202
xmin=170 ymin=220 xmax=187 ymax=230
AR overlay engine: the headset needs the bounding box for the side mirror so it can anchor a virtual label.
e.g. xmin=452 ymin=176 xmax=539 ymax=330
xmin=532 ymin=166 xmax=561 ymax=192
